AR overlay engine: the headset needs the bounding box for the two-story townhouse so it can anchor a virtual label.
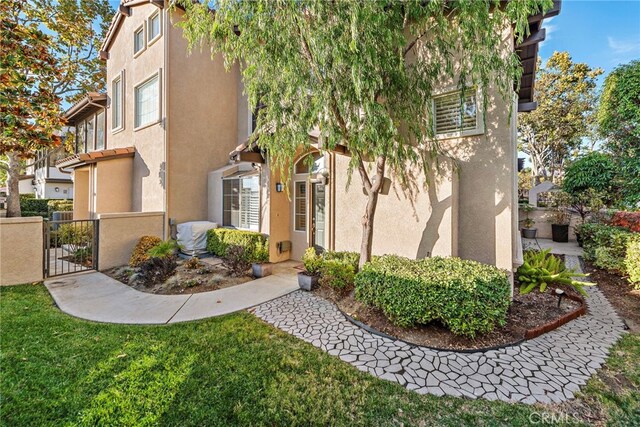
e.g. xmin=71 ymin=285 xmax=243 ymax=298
xmin=60 ymin=0 xmax=558 ymax=280
xmin=205 ymin=2 xmax=561 ymax=277
xmin=59 ymin=0 xmax=250 ymax=235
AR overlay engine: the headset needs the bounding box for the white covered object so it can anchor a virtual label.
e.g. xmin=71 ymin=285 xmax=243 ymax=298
xmin=177 ymin=221 xmax=218 ymax=256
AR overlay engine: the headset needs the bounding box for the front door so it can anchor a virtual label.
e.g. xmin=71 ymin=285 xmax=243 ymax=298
xmin=311 ymin=182 xmax=326 ymax=252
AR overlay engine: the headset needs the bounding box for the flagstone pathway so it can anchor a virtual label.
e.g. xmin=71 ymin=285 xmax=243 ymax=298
xmin=252 ymin=255 xmax=626 ymax=404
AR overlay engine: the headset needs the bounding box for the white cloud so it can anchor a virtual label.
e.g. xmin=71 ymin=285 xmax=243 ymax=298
xmin=539 ymin=17 xmax=556 ymax=48
xmin=608 ymin=36 xmax=640 ymax=55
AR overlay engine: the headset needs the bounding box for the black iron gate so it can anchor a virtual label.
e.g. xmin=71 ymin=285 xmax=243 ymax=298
xmin=44 ymin=219 xmax=99 ymax=277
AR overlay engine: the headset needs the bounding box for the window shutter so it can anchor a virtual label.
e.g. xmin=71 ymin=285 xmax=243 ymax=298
xmin=434 ymin=90 xmax=477 ymax=135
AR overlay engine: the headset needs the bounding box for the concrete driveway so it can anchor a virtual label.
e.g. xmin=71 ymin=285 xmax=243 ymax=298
xmin=45 ymin=261 xmax=300 ymax=324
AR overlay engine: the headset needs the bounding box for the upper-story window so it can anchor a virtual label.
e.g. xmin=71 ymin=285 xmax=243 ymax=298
xmin=134 ymin=72 xmax=160 ymax=129
xmin=433 ymin=87 xmax=483 ymax=138
xmin=134 ymin=25 xmax=145 ymax=55
xmin=96 ymin=111 xmax=105 ymax=150
xmin=75 ymin=110 xmax=107 ymax=153
xmin=148 ymin=11 xmax=161 ymax=43
xmin=112 ymin=72 xmax=124 ymax=131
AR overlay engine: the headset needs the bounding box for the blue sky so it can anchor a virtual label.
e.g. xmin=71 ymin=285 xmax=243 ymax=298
xmin=539 ymin=0 xmax=640 ymax=84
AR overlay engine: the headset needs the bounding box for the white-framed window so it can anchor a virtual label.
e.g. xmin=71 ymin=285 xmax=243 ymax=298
xmin=134 ymin=72 xmax=160 ymax=129
xmin=86 ymin=115 xmax=95 ymax=151
xmin=223 ymin=174 xmax=260 ymax=230
xmin=95 ymin=110 xmax=105 ymax=150
xmin=134 ymin=25 xmax=145 ymax=55
xmin=433 ymin=87 xmax=483 ymax=138
xmin=294 ymin=181 xmax=306 ymax=232
xmin=111 ymin=73 xmax=124 ymax=131
xmin=77 ymin=121 xmax=85 ymax=153
xmin=148 ymin=11 xmax=161 ymax=43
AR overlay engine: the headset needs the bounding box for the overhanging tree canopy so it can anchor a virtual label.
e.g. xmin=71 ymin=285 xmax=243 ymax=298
xmin=176 ymin=0 xmax=552 ymax=266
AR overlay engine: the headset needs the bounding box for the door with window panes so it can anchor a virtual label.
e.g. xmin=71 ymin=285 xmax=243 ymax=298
xmin=222 ymin=173 xmax=260 ymax=231
xmin=291 ymin=152 xmax=328 ymax=259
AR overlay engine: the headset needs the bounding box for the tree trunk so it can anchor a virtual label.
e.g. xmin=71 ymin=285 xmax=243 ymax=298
xmin=359 ymin=189 xmax=379 ymax=270
xmin=6 ymin=152 xmax=22 ymax=218
xmin=356 ymin=155 xmax=386 ymax=270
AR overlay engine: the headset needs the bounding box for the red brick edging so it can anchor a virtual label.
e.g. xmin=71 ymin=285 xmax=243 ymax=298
xmin=524 ymin=293 xmax=587 ymax=340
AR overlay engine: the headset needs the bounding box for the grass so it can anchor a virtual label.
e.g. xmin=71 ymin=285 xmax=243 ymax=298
xmin=0 ymin=284 xmax=637 ymax=426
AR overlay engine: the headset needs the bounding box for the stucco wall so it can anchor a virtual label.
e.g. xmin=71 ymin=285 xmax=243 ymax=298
xmin=97 ymin=211 xmax=165 ymax=270
xmin=95 ymin=158 xmax=133 ymax=214
xmin=0 ymin=217 xmax=43 ymax=286
xmin=333 ymin=157 xmax=459 ymax=260
xmin=518 ymin=207 xmax=579 ymax=241
xmin=105 ymin=3 xmax=167 ymax=214
xmin=73 ymin=167 xmax=91 ymax=220
xmin=166 ymin=10 xmax=240 ymax=224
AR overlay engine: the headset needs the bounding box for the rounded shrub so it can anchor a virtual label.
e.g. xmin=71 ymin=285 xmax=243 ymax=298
xmin=319 ymin=259 xmax=355 ymax=291
xmin=355 ymin=255 xmax=511 ymax=338
xmin=206 ymin=229 xmax=268 ymax=263
xmin=129 ymin=236 xmax=163 ymax=267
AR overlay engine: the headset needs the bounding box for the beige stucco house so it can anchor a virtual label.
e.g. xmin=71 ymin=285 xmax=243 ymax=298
xmin=60 ymin=0 xmax=250 ymax=234
xmin=60 ymin=0 xmax=558 ymax=277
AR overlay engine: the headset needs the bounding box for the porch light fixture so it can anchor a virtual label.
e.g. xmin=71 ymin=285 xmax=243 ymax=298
xmin=275 ymin=182 xmax=284 ymax=192
xmin=55 ymin=187 xmax=60 ymax=192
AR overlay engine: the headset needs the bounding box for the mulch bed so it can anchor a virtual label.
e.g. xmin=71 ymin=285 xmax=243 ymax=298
xmin=583 ymin=260 xmax=640 ymax=333
xmin=313 ymin=284 xmax=582 ymax=351
xmin=104 ymin=258 xmax=253 ymax=295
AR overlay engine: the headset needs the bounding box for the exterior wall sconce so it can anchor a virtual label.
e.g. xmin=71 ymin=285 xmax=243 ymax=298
xmin=275 ymin=182 xmax=284 ymax=192
xmin=55 ymin=187 xmax=60 ymax=192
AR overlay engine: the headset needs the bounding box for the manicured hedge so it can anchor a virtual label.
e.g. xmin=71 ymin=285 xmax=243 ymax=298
xmin=355 ymin=255 xmax=511 ymax=338
xmin=18 ymin=196 xmax=74 ymax=218
xmin=20 ymin=197 xmax=49 ymax=214
xmin=581 ymin=223 xmax=636 ymax=274
xmin=48 ymin=199 xmax=73 ymax=212
xmin=206 ymin=228 xmax=269 ymax=263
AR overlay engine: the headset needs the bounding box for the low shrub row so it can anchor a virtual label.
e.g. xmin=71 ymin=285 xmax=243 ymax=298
xmin=206 ymin=228 xmax=269 ymax=264
xmin=581 ymin=223 xmax=637 ymax=273
xmin=303 ymin=248 xmax=360 ymax=290
xmin=354 ymin=255 xmax=511 ymax=338
xmin=19 ymin=196 xmax=73 ymax=218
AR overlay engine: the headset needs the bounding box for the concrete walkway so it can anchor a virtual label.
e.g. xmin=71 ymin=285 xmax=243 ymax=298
xmin=522 ymin=238 xmax=583 ymax=256
xmin=45 ymin=261 xmax=300 ymax=324
xmin=253 ymin=255 xmax=626 ymax=404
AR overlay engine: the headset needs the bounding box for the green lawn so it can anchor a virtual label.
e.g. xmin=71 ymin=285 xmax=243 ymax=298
xmin=1 ymin=284 xmax=637 ymax=426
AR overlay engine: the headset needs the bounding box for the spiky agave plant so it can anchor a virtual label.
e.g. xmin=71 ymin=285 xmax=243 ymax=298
xmin=517 ymin=249 xmax=594 ymax=296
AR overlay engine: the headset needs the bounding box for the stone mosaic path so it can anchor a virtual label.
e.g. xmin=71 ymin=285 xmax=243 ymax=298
xmin=252 ymin=255 xmax=626 ymax=404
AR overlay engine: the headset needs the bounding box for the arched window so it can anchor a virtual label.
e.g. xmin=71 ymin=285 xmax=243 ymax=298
xmin=294 ymin=152 xmax=324 ymax=175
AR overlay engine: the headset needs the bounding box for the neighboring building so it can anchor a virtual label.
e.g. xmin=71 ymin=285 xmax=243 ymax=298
xmin=18 ymin=148 xmax=74 ymax=199
xmin=59 ymin=0 xmax=246 ymax=232
xmin=59 ymin=0 xmax=559 ymax=277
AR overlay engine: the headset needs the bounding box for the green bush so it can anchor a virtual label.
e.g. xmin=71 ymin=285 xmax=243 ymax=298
xmin=581 ymin=223 xmax=636 ymax=274
xmin=302 ymin=247 xmax=323 ymax=275
xmin=20 ymin=197 xmax=49 ymax=214
xmin=47 ymin=199 xmax=73 ymax=213
xmin=57 ymin=223 xmax=93 ymax=253
xmin=21 ymin=211 xmax=48 ymax=217
xmin=206 ymin=228 xmax=269 ymax=263
xmin=626 ymin=235 xmax=640 ymax=289
xmin=323 ymin=251 xmax=360 ymax=272
xmin=319 ymin=259 xmax=355 ymax=291
xmin=355 ymin=255 xmax=511 ymax=338
xmin=517 ymin=249 xmax=593 ymax=296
